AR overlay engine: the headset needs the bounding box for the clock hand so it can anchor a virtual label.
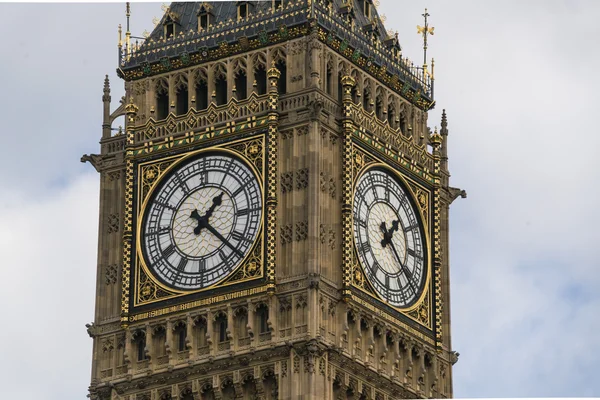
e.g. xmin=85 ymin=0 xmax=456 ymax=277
xmin=204 ymin=222 xmax=244 ymax=257
xmin=380 ymin=221 xmax=417 ymax=293
xmin=380 ymin=220 xmax=399 ymax=248
xmin=203 ymin=192 xmax=224 ymax=221
xmin=190 ymin=192 xmax=225 ymax=235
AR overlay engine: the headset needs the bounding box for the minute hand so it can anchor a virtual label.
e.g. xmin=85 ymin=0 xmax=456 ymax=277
xmin=204 ymin=222 xmax=244 ymax=257
xmin=387 ymin=239 xmax=417 ymax=294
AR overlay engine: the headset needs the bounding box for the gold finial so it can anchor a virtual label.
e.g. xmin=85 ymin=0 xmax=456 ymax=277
xmin=152 ymin=17 xmax=159 ymax=26
xmin=125 ymin=97 xmax=138 ymax=123
xmin=417 ymin=8 xmax=434 ymax=66
xmin=430 ymin=126 xmax=442 ymax=149
xmin=431 ymin=58 xmax=435 ymax=80
xmin=143 ymin=30 xmax=150 ymax=38
xmin=118 ymin=24 xmax=122 ymax=48
xmin=125 ymin=2 xmax=131 ymax=60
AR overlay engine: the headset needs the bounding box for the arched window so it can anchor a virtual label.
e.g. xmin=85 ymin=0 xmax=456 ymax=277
xmin=152 ymin=325 xmax=166 ymax=358
xmin=235 ymin=70 xmax=248 ymax=100
xmin=133 ymin=330 xmax=146 ymax=362
xmin=215 ymin=313 xmax=228 ymax=343
xmin=197 ymin=4 xmax=214 ymax=30
xmin=195 ymin=71 xmax=208 ymax=110
xmin=388 ymin=103 xmax=396 ymax=127
xmin=155 ymin=79 xmax=169 ymax=120
xmin=174 ymin=321 xmax=187 ymax=352
xmin=363 ymin=86 xmax=371 ymax=111
xmin=254 ymin=65 xmax=267 ymax=95
xmin=256 ymin=304 xmax=269 ymax=334
xmin=337 ymin=73 xmax=344 ymax=103
xmin=375 ymin=91 xmax=384 ymax=120
xmin=326 ymin=62 xmax=333 ymax=96
xmin=237 ymin=1 xmax=250 ymax=20
xmin=174 ymin=75 xmax=188 ymax=115
xmin=234 ymin=307 xmax=248 ymax=342
xmin=275 ymin=59 xmax=287 ymax=94
xmin=194 ymin=316 xmax=209 ymax=354
xmin=214 ymin=64 xmax=227 ymax=105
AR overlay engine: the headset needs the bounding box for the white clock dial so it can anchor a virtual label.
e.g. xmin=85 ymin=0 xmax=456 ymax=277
xmin=141 ymin=153 xmax=262 ymax=290
xmin=353 ymin=167 xmax=426 ymax=307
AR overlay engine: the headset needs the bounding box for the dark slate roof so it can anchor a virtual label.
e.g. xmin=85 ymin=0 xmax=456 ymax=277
xmin=146 ymin=2 xmax=275 ymax=43
xmin=123 ymin=0 xmax=393 ymax=69
xmin=119 ymin=1 xmax=431 ymax=103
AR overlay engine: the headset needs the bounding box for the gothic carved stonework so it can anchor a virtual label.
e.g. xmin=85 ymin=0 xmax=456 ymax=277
xmin=107 ymin=213 xmax=119 ymax=233
xmin=108 ymin=170 xmax=121 ymax=181
xmin=105 ymin=264 xmax=119 ymax=285
xmin=280 ymin=224 xmax=293 ymax=245
xmin=281 ymin=172 xmax=293 ymax=193
xmin=319 ymin=224 xmax=336 ymax=249
xmin=295 ymin=221 xmax=308 ymax=242
xmin=89 ymin=2 xmax=455 ymax=398
xmin=295 ymin=168 xmax=309 ymax=190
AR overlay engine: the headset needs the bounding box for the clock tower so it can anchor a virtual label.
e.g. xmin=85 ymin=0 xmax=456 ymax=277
xmin=84 ymin=1 xmax=464 ymax=399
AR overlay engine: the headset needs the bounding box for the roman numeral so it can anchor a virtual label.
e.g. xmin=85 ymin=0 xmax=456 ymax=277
xmin=147 ymin=226 xmax=170 ymax=236
xmin=221 ymin=161 xmax=233 ymax=185
xmin=176 ymin=257 xmax=187 ymax=272
xmin=371 ymin=262 xmax=379 ymax=275
xmin=231 ymin=230 xmax=251 ymax=244
xmin=173 ymin=171 xmax=190 ymax=194
xmin=236 ymin=207 xmax=260 ymax=217
xmin=218 ymin=250 xmax=235 ymax=269
xmin=385 ymin=175 xmax=390 ymax=201
xmin=361 ymin=242 xmax=371 ymax=254
xmin=198 ymin=258 xmax=206 ymax=273
xmin=232 ymin=186 xmax=244 ymax=197
xmin=404 ymin=224 xmax=418 ymax=232
xmin=162 ymin=244 xmax=175 ymax=259
xmin=357 ymin=219 xmax=367 ymax=229
xmin=155 ymin=201 xmax=176 ymax=211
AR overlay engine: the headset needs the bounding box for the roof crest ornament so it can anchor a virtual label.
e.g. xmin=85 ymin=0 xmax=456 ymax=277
xmin=417 ymin=8 xmax=434 ymax=80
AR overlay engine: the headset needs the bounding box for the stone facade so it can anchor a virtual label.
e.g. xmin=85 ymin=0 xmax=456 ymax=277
xmin=83 ymin=2 xmax=462 ymax=399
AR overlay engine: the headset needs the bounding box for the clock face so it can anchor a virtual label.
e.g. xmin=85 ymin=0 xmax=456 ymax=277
xmin=353 ymin=167 xmax=427 ymax=308
xmin=141 ymin=153 xmax=262 ymax=290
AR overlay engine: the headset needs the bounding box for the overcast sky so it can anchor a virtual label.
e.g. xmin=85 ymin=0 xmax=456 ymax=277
xmin=0 ymin=1 xmax=598 ymax=398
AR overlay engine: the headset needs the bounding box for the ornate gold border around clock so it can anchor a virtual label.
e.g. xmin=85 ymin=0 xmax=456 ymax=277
xmin=339 ymin=75 xmax=437 ymax=334
xmin=128 ymin=135 xmax=266 ymax=310
xmin=350 ymin=157 xmax=433 ymax=330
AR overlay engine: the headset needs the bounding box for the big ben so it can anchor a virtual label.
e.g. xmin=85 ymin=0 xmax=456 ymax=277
xmin=83 ymin=1 xmax=463 ymax=399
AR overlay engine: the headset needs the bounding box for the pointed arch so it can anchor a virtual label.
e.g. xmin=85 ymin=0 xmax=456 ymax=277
xmin=155 ymin=77 xmax=169 ymax=120
xmin=213 ymin=63 xmax=228 ymax=105
xmin=232 ymin=57 xmax=248 ymax=100
xmin=194 ymin=68 xmax=209 ymax=110
xmin=173 ymin=74 xmax=189 ymax=115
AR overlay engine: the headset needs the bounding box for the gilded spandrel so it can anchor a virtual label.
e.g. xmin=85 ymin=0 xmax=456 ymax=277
xmin=82 ymin=2 xmax=463 ymax=399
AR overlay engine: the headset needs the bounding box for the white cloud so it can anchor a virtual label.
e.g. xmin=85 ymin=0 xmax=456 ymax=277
xmin=0 ymin=1 xmax=598 ymax=398
xmin=0 ymin=173 xmax=99 ymax=398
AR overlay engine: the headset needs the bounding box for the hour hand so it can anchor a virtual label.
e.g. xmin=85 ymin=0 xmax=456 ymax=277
xmin=190 ymin=209 xmax=206 ymax=235
xmin=380 ymin=222 xmax=393 ymax=247
xmin=190 ymin=209 xmax=202 ymax=222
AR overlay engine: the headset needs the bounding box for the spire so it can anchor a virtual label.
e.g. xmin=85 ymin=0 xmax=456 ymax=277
xmin=102 ymin=75 xmax=111 ymax=102
xmin=102 ymin=75 xmax=112 ymax=139
xmin=417 ymin=8 xmax=434 ymax=82
xmin=118 ymin=24 xmax=123 ymax=65
xmin=440 ymin=109 xmax=448 ymax=170
xmin=125 ymin=2 xmax=131 ymax=60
